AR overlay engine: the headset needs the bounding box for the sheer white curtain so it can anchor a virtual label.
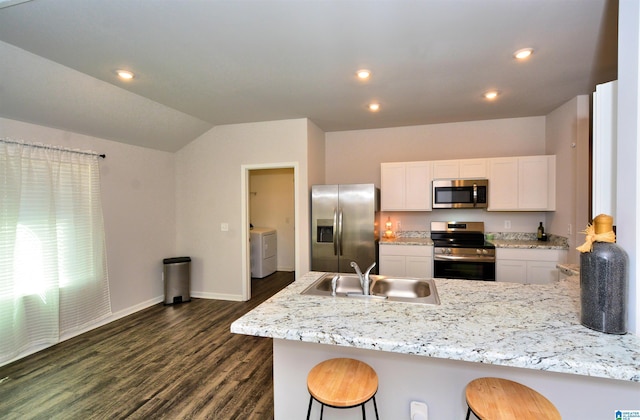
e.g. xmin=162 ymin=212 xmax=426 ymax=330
xmin=0 ymin=139 xmax=111 ymax=365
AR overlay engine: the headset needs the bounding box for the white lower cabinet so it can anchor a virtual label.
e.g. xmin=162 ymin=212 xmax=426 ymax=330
xmin=496 ymin=248 xmax=567 ymax=284
xmin=379 ymin=244 xmax=433 ymax=278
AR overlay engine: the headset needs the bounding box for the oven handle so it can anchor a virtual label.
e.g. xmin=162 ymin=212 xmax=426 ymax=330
xmin=434 ymin=254 xmax=495 ymax=263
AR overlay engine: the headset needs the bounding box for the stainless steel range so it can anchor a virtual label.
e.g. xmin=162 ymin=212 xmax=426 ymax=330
xmin=430 ymin=221 xmax=495 ymax=281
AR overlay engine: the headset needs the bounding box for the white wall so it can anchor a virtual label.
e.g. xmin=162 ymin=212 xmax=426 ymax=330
xmin=175 ymin=118 xmax=312 ymax=300
xmin=325 ymin=116 xmax=545 ymax=186
xmin=380 ymin=210 xmax=548 ymax=235
xmin=250 ymin=168 xmax=295 ymax=271
xmin=306 ymin=120 xmax=327 ymax=266
xmin=325 ymin=116 xmax=551 ymax=235
xmin=0 ymin=117 xmax=176 ymax=315
xmin=307 ymin=119 xmax=326 ymax=185
xmin=618 ymin=0 xmax=639 ymax=334
xmin=275 ymin=339 xmax=640 ymax=420
xmin=545 ymin=95 xmax=590 ymax=264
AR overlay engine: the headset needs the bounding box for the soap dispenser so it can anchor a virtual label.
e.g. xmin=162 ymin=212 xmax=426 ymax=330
xmin=537 ymin=222 xmax=544 ymax=240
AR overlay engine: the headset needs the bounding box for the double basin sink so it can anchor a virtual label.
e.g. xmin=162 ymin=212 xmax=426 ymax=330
xmin=301 ymin=273 xmax=440 ymax=305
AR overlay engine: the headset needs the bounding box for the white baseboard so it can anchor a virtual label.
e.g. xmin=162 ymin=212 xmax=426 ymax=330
xmin=190 ymin=291 xmax=244 ymax=301
xmin=108 ymin=296 xmax=165 ymax=322
xmin=60 ymin=295 xmax=164 ymax=341
xmin=1 ymin=291 xmax=250 ymax=368
xmin=1 ymin=295 xmax=165 ymax=368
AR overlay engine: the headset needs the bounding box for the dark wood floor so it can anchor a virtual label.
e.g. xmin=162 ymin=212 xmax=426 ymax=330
xmin=0 ymin=272 xmax=295 ymax=420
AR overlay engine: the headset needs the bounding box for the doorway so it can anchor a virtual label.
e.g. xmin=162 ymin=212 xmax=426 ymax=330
xmin=241 ymin=163 xmax=298 ymax=301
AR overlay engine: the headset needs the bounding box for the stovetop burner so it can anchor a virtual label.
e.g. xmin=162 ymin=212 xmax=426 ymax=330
xmin=430 ymin=221 xmax=493 ymax=248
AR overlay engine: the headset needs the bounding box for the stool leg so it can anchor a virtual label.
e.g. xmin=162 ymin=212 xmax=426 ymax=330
xmin=320 ymin=403 xmax=324 ymax=419
xmin=306 ymin=397 xmax=313 ymax=420
xmin=465 ymin=406 xmax=471 ymax=420
xmin=361 ymin=402 xmax=366 ymax=419
xmin=373 ymin=396 xmax=379 ymax=420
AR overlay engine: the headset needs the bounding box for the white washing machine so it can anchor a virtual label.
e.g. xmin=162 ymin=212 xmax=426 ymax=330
xmin=250 ymin=227 xmax=277 ymax=278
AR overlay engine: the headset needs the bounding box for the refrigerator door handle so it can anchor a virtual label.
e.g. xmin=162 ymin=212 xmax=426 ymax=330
xmin=332 ymin=208 xmax=338 ymax=256
xmin=337 ymin=208 xmax=344 ymax=256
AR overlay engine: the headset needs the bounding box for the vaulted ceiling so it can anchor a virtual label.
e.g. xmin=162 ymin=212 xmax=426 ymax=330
xmin=0 ymin=0 xmax=617 ymax=152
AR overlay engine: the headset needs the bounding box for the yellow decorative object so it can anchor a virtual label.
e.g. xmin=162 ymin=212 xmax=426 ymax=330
xmin=576 ymin=214 xmax=616 ymax=253
xmin=384 ymin=217 xmax=395 ymax=238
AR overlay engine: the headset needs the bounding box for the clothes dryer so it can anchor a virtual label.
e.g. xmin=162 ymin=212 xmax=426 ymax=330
xmin=250 ymin=227 xmax=277 ymax=278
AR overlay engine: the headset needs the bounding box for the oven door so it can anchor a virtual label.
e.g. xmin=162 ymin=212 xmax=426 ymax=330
xmin=433 ymin=256 xmax=495 ymax=281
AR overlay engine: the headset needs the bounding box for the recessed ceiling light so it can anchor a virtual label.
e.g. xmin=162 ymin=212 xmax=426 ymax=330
xmin=356 ymin=69 xmax=371 ymax=80
xmin=484 ymin=91 xmax=499 ymax=100
xmin=116 ymin=70 xmax=135 ymax=80
xmin=368 ymin=102 xmax=381 ymax=112
xmin=513 ymin=48 xmax=534 ymax=60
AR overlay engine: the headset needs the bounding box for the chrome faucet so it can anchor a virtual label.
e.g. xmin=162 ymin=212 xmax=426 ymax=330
xmin=350 ymin=261 xmax=376 ymax=295
xmin=330 ymin=274 xmax=339 ymax=296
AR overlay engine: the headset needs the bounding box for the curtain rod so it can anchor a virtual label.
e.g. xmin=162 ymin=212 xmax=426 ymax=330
xmin=0 ymin=137 xmax=106 ymax=159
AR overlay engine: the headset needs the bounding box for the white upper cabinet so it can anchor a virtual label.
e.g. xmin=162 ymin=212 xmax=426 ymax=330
xmin=381 ymin=161 xmax=432 ymax=211
xmin=432 ymin=160 xmax=460 ymax=179
xmin=459 ymin=159 xmax=487 ymax=178
xmin=382 ymin=155 xmax=555 ymax=212
xmin=432 ymin=158 xmax=487 ymax=179
xmin=518 ymin=156 xmax=556 ymax=210
xmin=381 ymin=163 xmax=406 ymax=210
xmin=487 ymin=158 xmax=519 ymax=210
xmin=488 ymin=155 xmax=556 ymax=211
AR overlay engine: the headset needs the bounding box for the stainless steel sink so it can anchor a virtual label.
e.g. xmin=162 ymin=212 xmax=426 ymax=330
xmin=301 ymin=273 xmax=440 ymax=305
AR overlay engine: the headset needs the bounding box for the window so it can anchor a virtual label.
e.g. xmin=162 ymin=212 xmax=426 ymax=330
xmin=1 ymin=139 xmax=111 ymax=365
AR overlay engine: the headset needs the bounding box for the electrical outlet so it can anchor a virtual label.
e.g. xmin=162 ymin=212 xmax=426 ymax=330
xmin=221 ymin=222 xmax=229 ymax=232
xmin=410 ymin=401 xmax=428 ymax=420
xmin=568 ymin=224 xmax=572 ymax=235
xmin=504 ymin=220 xmax=511 ymax=229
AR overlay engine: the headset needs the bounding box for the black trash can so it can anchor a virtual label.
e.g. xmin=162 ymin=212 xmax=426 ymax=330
xmin=163 ymin=257 xmax=191 ymax=305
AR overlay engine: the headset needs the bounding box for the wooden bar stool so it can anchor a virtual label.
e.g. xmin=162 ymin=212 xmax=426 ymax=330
xmin=306 ymin=358 xmax=379 ymax=420
xmin=465 ymin=377 xmax=561 ymax=420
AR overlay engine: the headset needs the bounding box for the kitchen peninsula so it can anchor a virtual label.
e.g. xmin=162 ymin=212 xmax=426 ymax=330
xmin=231 ymin=272 xmax=639 ymax=419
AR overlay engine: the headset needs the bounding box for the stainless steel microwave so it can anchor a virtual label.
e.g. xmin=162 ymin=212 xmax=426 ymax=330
xmin=432 ymin=179 xmax=488 ymax=209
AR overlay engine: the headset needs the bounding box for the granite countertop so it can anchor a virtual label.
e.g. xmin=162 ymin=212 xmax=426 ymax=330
xmin=380 ymin=237 xmax=433 ymax=246
xmin=489 ymin=238 xmax=568 ymax=250
xmin=231 ymin=272 xmax=640 ymax=383
xmin=557 ymin=263 xmax=580 ymax=276
xmin=379 ymin=231 xmax=569 ymax=250
xmin=487 ymin=232 xmax=569 ymax=250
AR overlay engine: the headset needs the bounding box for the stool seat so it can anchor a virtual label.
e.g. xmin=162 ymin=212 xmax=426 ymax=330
xmin=306 ymin=358 xmax=379 ymax=419
xmin=465 ymin=377 xmax=561 ymax=420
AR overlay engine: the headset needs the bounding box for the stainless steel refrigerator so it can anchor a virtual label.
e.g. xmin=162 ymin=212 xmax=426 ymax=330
xmin=311 ymin=184 xmax=379 ymax=274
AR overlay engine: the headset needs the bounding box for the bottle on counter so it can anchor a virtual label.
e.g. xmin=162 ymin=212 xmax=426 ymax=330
xmin=537 ymin=222 xmax=544 ymax=240
xmin=577 ymin=214 xmax=628 ymax=334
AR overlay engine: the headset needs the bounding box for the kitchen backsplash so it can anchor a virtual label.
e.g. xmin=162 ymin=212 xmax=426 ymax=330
xmin=394 ymin=229 xmax=569 ymax=247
